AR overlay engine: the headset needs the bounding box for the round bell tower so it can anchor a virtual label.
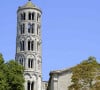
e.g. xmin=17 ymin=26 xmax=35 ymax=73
xmin=15 ymin=0 xmax=42 ymax=90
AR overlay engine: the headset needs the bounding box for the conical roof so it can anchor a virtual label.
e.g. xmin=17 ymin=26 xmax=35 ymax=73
xmin=21 ymin=1 xmax=36 ymax=8
xmin=18 ymin=1 xmax=41 ymax=12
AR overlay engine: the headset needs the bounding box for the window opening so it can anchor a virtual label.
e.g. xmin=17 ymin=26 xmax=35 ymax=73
xmin=27 ymin=81 xmax=30 ymax=90
xmin=31 ymin=41 xmax=34 ymax=51
xmin=29 ymin=13 xmax=31 ymax=20
xmin=31 ymin=82 xmax=34 ymax=90
xmin=28 ymin=41 xmax=30 ymax=50
xmin=32 ymin=13 xmax=34 ymax=20
xmin=23 ymin=13 xmax=26 ymax=20
xmin=28 ymin=23 xmax=31 ymax=33
xmin=32 ymin=24 xmax=34 ymax=33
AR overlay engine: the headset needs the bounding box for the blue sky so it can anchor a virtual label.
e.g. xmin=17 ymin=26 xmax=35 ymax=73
xmin=0 ymin=0 xmax=100 ymax=80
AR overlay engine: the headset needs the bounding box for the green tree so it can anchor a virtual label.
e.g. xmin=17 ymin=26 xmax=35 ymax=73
xmin=6 ymin=60 xmax=25 ymax=90
xmin=0 ymin=54 xmax=25 ymax=90
xmin=68 ymin=56 xmax=100 ymax=90
xmin=0 ymin=53 xmax=8 ymax=90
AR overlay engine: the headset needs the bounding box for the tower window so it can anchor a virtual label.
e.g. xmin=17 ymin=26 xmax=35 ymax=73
xmin=37 ymin=13 xmax=40 ymax=22
xmin=28 ymin=23 xmax=35 ymax=34
xmin=27 ymin=81 xmax=30 ymax=90
xmin=31 ymin=41 xmax=34 ymax=51
xmin=28 ymin=23 xmax=31 ymax=33
xmin=28 ymin=58 xmax=33 ymax=68
xmin=20 ymin=24 xmax=25 ymax=34
xmin=20 ymin=41 xmax=22 ymax=51
xmin=23 ymin=24 xmax=25 ymax=34
xmin=20 ymin=12 xmax=26 ymax=20
xmin=22 ymin=41 xmax=25 ymax=51
xmin=32 ymin=12 xmax=35 ymax=20
xmin=28 ymin=12 xmax=31 ymax=20
xmin=28 ymin=41 xmax=30 ymax=50
xmin=32 ymin=24 xmax=34 ymax=33
xmin=28 ymin=12 xmax=35 ymax=20
xmin=28 ymin=40 xmax=34 ymax=51
xmin=31 ymin=82 xmax=34 ymax=90
xmin=20 ymin=25 xmax=23 ymax=34
xmin=31 ymin=59 xmax=33 ymax=68
xmin=23 ymin=12 xmax=26 ymax=20
xmin=20 ymin=40 xmax=25 ymax=51
xmin=21 ymin=14 xmax=23 ymax=20
xmin=27 ymin=81 xmax=34 ymax=90
xmin=19 ymin=58 xmax=24 ymax=66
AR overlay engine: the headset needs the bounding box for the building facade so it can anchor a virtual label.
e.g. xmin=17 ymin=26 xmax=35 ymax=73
xmin=15 ymin=0 xmax=42 ymax=90
xmin=47 ymin=68 xmax=72 ymax=90
xmin=15 ymin=1 xmax=73 ymax=90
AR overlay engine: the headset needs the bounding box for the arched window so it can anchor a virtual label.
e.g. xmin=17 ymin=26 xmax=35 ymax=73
xmin=28 ymin=12 xmax=31 ymax=20
xmin=20 ymin=40 xmax=25 ymax=51
xmin=20 ymin=24 xmax=25 ymax=34
xmin=20 ymin=41 xmax=22 ymax=51
xmin=19 ymin=58 xmax=24 ymax=66
xmin=22 ymin=24 xmax=25 ymax=34
xmin=28 ymin=23 xmax=31 ymax=33
xmin=28 ymin=58 xmax=33 ymax=68
xmin=28 ymin=41 xmax=31 ymax=50
xmin=31 ymin=82 xmax=34 ymax=90
xmin=31 ymin=41 xmax=34 ymax=51
xmin=32 ymin=24 xmax=34 ymax=34
xmin=28 ymin=58 xmax=30 ymax=68
xmin=23 ymin=12 xmax=26 ymax=20
xmin=27 ymin=81 xmax=34 ymax=90
xmin=37 ymin=13 xmax=40 ymax=22
xmin=20 ymin=13 xmax=26 ymax=20
xmin=31 ymin=59 xmax=33 ymax=68
xmin=28 ymin=23 xmax=35 ymax=34
xmin=21 ymin=13 xmax=23 ymax=20
xmin=28 ymin=40 xmax=34 ymax=51
xmin=32 ymin=12 xmax=35 ymax=20
xmin=20 ymin=25 xmax=23 ymax=34
xmin=22 ymin=41 xmax=25 ymax=51
xmin=27 ymin=81 xmax=30 ymax=90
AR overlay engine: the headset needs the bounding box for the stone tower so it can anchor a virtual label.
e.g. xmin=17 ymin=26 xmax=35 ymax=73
xmin=15 ymin=0 xmax=42 ymax=90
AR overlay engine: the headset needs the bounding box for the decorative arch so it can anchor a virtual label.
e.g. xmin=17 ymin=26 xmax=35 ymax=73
xmin=20 ymin=12 xmax=26 ymax=20
xmin=28 ymin=23 xmax=35 ymax=34
xmin=27 ymin=39 xmax=35 ymax=51
xmin=18 ymin=56 xmax=25 ymax=67
xmin=24 ymin=73 xmax=31 ymax=79
xmin=27 ymin=55 xmax=35 ymax=69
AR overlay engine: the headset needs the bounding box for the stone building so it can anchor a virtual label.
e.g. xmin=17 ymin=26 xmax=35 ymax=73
xmin=47 ymin=68 xmax=72 ymax=90
xmin=15 ymin=0 xmax=72 ymax=90
xmin=15 ymin=0 xmax=43 ymax=90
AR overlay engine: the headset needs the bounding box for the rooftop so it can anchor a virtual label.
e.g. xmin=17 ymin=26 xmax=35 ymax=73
xmin=18 ymin=1 xmax=41 ymax=11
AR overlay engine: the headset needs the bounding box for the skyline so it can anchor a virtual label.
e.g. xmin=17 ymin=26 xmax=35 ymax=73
xmin=0 ymin=0 xmax=100 ymax=80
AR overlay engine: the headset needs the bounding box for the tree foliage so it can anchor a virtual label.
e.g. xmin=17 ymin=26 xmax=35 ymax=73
xmin=0 ymin=53 xmax=25 ymax=90
xmin=69 ymin=56 xmax=100 ymax=90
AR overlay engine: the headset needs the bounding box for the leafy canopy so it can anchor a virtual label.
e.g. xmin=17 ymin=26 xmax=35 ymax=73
xmin=0 ymin=53 xmax=25 ymax=90
xmin=69 ymin=56 xmax=100 ymax=90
